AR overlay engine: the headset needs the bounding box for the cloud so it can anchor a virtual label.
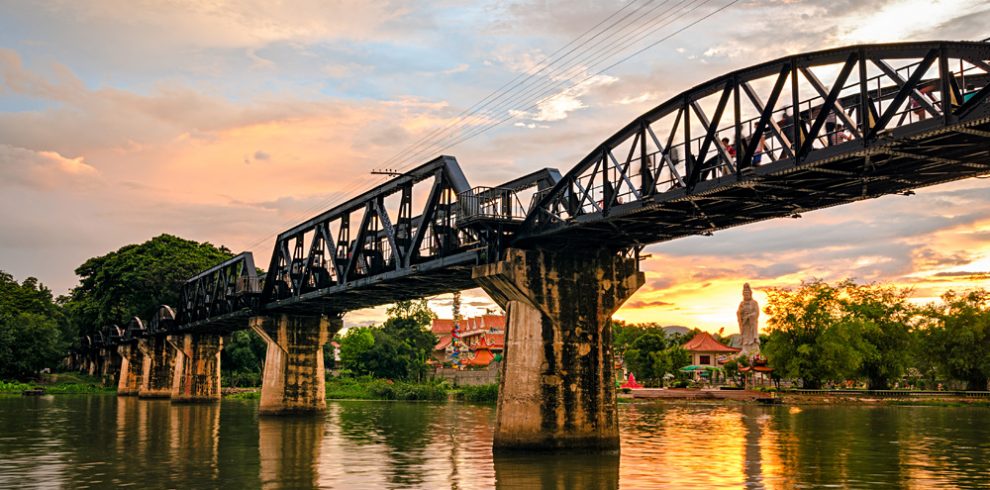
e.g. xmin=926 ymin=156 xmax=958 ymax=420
xmin=625 ymin=299 xmax=675 ymax=309
xmin=508 ymin=74 xmax=617 ymax=122
xmin=932 ymin=271 xmax=990 ymax=278
xmin=0 ymin=144 xmax=99 ymax=190
xmin=1 ymin=0 xmax=989 ymax=331
xmin=443 ymin=63 xmax=470 ymax=75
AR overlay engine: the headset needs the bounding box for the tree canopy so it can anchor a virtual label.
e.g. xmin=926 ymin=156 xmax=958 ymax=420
xmin=63 ymin=234 xmax=232 ymax=336
xmin=919 ymin=290 xmax=990 ymax=391
xmin=763 ymin=279 xmax=989 ymax=391
xmin=338 ymin=299 xmax=437 ymax=381
xmin=0 ymin=271 xmax=66 ymax=378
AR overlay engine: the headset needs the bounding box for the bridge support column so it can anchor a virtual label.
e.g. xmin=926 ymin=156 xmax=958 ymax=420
xmin=86 ymin=353 xmax=98 ymax=377
xmin=100 ymin=348 xmax=120 ymax=386
xmin=170 ymin=333 xmax=223 ymax=403
xmin=117 ymin=342 xmax=145 ymax=396
xmin=138 ymin=336 xmax=177 ymax=399
xmin=474 ymin=247 xmax=644 ymax=452
xmin=250 ymin=313 xmax=338 ymax=415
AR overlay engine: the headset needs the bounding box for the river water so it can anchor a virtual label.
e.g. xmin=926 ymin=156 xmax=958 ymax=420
xmin=0 ymin=396 xmax=988 ymax=489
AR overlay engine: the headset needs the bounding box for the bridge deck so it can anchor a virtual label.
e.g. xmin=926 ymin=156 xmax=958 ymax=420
xmin=519 ymin=115 xmax=990 ymax=249
xmin=88 ymin=40 xmax=990 ymax=344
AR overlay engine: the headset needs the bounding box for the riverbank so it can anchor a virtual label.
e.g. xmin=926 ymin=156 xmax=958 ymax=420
xmin=223 ymin=377 xmax=500 ymax=403
xmin=0 ymin=373 xmax=115 ymax=395
xmin=621 ymin=388 xmax=990 ymax=407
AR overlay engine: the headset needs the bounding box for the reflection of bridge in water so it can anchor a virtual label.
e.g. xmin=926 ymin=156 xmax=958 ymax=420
xmin=75 ymin=40 xmax=990 ymax=451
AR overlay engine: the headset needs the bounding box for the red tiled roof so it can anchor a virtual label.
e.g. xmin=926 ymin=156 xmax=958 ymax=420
xmin=481 ymin=333 xmax=504 ymax=350
xmin=483 ymin=314 xmax=506 ymax=328
xmin=682 ymin=331 xmax=740 ymax=353
xmin=434 ymin=335 xmax=453 ymax=351
xmin=432 ymin=315 xmax=506 ymax=335
xmin=431 ymin=319 xmax=455 ymax=334
xmin=463 ymin=348 xmax=495 ymax=366
xmin=740 ymin=365 xmax=774 ymax=373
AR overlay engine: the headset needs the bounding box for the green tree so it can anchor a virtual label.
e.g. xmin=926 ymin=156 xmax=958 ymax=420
xmin=624 ymin=332 xmax=669 ymax=385
xmin=840 ymin=283 xmax=915 ymax=389
xmin=385 ymin=299 xmax=436 ymax=328
xmin=339 ymin=327 xmax=375 ymax=371
xmin=63 ymin=234 xmax=232 ymax=336
xmin=337 ymin=299 xmax=438 ymax=381
xmin=0 ymin=271 xmax=65 ymax=378
xmin=920 ymin=289 xmax=990 ymax=391
xmin=762 ymin=280 xmax=864 ymax=389
xmin=649 ymin=345 xmax=689 ymax=385
xmin=221 ymin=329 xmax=267 ymax=385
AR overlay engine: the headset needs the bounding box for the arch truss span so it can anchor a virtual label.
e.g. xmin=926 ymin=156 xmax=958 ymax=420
xmin=516 ymin=40 xmax=990 ymax=249
xmin=146 ymin=305 xmax=176 ymax=336
xmin=176 ymin=252 xmax=259 ymax=331
xmin=260 ymin=155 xmax=482 ymax=315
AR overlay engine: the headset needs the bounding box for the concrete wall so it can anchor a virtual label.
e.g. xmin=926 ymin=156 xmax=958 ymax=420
xmin=433 ymin=363 xmax=500 ymax=386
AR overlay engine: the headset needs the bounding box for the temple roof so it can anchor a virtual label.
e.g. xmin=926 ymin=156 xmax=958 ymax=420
xmin=431 ymin=319 xmax=455 ymax=334
xmin=434 ymin=335 xmax=453 ymax=351
xmin=683 ymin=331 xmax=741 ymax=353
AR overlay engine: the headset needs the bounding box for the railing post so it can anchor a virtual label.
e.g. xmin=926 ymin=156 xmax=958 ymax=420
xmin=791 ymin=60 xmax=801 ymax=160
xmin=938 ymin=43 xmax=953 ymax=125
xmin=733 ymin=77 xmax=742 ymax=180
xmin=858 ymin=48 xmax=871 ymax=146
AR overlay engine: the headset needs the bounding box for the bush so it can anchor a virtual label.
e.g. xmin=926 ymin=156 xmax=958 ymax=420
xmin=672 ymin=380 xmax=690 ymax=388
xmin=368 ymin=379 xmax=449 ymax=401
xmin=459 ymin=383 xmax=499 ymax=403
xmin=225 ymin=390 xmax=260 ymax=400
xmin=327 ymin=376 xmax=377 ymax=399
xmin=326 ymin=376 xmax=449 ymax=401
xmin=223 ymin=371 xmax=261 ymax=388
xmin=0 ymin=373 xmax=114 ymax=395
xmin=0 ymin=380 xmax=33 ymax=393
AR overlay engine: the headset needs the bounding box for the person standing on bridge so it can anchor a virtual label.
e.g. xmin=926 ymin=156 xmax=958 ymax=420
xmin=825 ymin=108 xmax=838 ymax=146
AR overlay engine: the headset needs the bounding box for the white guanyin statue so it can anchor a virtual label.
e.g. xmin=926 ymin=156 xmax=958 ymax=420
xmin=737 ymin=283 xmax=760 ymax=357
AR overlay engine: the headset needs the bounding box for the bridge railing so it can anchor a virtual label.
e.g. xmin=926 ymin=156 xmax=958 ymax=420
xmin=259 ymin=155 xmax=480 ymax=311
xmin=518 ymin=41 xmax=990 ymax=243
xmin=457 ymin=186 xmax=527 ymax=224
xmin=176 ymin=252 xmax=259 ymax=327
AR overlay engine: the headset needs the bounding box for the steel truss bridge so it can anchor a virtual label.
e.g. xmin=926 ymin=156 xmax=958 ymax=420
xmin=83 ymin=40 xmax=990 ymax=349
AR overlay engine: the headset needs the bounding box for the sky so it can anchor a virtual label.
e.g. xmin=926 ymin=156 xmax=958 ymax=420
xmin=1 ymin=0 xmax=988 ymax=333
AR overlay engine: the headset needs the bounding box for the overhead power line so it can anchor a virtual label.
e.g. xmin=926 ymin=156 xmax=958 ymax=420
xmin=239 ymin=0 xmax=739 ymax=253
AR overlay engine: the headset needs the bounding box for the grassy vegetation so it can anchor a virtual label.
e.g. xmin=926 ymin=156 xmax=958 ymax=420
xmin=326 ymin=376 xmax=450 ymax=401
xmin=0 ymin=372 xmax=115 ymax=395
xmin=456 ymin=383 xmax=499 ymax=403
xmin=224 ymin=390 xmax=260 ymax=400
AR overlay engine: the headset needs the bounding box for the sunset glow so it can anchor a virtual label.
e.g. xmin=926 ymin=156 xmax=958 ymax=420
xmin=1 ymin=1 xmax=988 ymax=332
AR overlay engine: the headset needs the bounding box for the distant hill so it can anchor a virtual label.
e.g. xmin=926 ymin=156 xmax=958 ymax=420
xmin=662 ymin=325 xmax=690 ymax=337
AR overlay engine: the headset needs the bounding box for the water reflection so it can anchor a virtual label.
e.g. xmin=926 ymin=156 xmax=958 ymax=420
xmin=321 ymin=401 xmax=497 ymax=488
xmin=259 ymin=415 xmax=324 ymax=488
xmin=1 ymin=397 xmax=990 ymax=488
xmin=494 ymin=453 xmax=619 ymax=489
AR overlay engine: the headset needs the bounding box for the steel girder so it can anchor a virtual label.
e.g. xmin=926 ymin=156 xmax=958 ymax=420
xmin=91 ymin=40 xmax=990 ymax=344
xmin=145 ymin=305 xmax=176 ymax=336
xmin=175 ymin=252 xmax=259 ymax=331
xmin=515 ymin=40 xmax=990 ymax=249
xmin=259 ymin=155 xmax=480 ymax=314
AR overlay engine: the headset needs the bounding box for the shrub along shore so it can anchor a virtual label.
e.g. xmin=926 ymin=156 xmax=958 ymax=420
xmin=223 ymin=377 xmax=501 ymax=403
xmin=0 ymin=373 xmax=116 ymax=395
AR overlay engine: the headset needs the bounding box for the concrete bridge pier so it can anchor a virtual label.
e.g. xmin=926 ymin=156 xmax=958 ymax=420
xmin=474 ymin=247 xmax=644 ymax=452
xmin=138 ymin=336 xmax=177 ymax=398
xmin=250 ymin=313 xmax=339 ymax=415
xmin=85 ymin=352 xmax=99 ymax=377
xmin=170 ymin=333 xmax=223 ymax=403
xmin=117 ymin=342 xmax=145 ymax=396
